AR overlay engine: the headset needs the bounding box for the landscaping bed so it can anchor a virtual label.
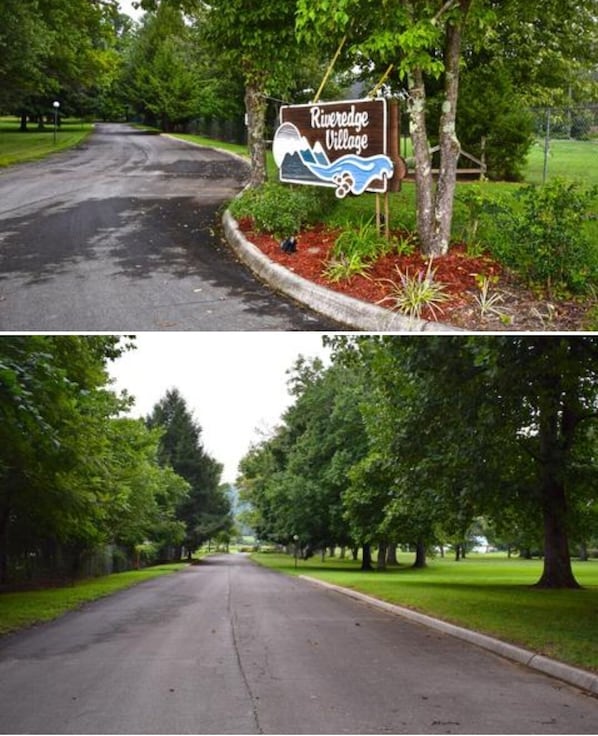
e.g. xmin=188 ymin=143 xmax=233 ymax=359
xmin=237 ymin=217 xmax=593 ymax=331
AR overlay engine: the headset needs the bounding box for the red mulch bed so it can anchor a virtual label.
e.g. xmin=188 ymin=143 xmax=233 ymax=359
xmin=237 ymin=218 xmax=592 ymax=330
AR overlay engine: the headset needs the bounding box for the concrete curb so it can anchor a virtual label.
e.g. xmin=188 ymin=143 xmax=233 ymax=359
xmin=223 ymin=210 xmax=460 ymax=333
xmin=299 ymin=575 xmax=598 ymax=696
xmin=167 ymin=133 xmax=461 ymax=331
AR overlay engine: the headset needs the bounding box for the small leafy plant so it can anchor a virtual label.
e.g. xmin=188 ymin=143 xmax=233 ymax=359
xmin=377 ymin=258 xmax=450 ymax=320
xmin=323 ymin=252 xmax=372 ymax=282
xmin=322 ymin=218 xmax=388 ymax=282
xmin=394 ymin=231 xmax=418 ymax=256
xmin=473 ymin=274 xmax=510 ymax=320
xmin=332 ymin=218 xmax=390 ymax=261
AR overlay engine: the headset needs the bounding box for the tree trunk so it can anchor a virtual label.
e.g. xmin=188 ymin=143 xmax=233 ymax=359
xmin=413 ymin=539 xmax=427 ymax=568
xmin=19 ymin=113 xmax=28 ymax=132
xmin=407 ymin=68 xmax=434 ymax=252
xmin=386 ymin=544 xmax=398 ymax=566
xmin=0 ymin=508 xmax=9 ymax=585
xmin=535 ymin=477 xmax=580 ymax=588
xmin=361 ymin=542 xmax=373 ymax=571
xmin=244 ymin=79 xmax=267 ymax=188
xmin=534 ymin=384 xmax=580 ymax=589
xmin=377 ymin=541 xmax=387 ymax=570
xmin=429 ymin=8 xmax=468 ymax=255
xmin=407 ymin=1 xmax=470 ymax=257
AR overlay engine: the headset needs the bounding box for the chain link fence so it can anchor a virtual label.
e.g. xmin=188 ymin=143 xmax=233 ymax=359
xmin=530 ymin=104 xmax=598 ymax=183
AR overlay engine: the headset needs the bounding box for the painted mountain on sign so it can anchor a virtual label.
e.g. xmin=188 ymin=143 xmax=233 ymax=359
xmin=273 ymin=122 xmax=394 ymax=197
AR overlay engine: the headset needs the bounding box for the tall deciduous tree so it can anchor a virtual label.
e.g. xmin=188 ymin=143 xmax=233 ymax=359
xmin=296 ymin=0 xmax=476 ymax=256
xmin=199 ymin=0 xmax=310 ymax=187
xmin=359 ymin=335 xmax=598 ymax=588
xmin=1 ymin=0 xmax=122 ymax=124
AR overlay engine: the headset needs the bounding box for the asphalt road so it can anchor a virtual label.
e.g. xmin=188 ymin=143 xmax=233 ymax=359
xmin=0 ymin=555 xmax=595 ymax=734
xmin=0 ymin=123 xmax=341 ymax=330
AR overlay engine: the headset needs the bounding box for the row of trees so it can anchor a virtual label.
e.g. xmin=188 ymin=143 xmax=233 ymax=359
xmin=2 ymin=1 xmax=597 ymax=253
xmin=238 ymin=336 xmax=598 ymax=589
xmin=0 ymin=0 xmax=131 ymax=129
xmin=0 ymin=336 xmax=231 ymax=584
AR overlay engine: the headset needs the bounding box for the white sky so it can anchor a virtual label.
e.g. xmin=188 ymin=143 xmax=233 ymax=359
xmin=119 ymin=0 xmax=143 ymax=20
xmin=108 ymin=333 xmax=331 ymax=484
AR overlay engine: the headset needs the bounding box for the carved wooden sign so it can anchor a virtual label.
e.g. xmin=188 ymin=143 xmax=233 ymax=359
xmin=273 ymin=99 xmax=400 ymax=198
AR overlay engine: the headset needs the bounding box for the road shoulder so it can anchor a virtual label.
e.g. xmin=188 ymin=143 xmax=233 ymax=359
xmin=299 ymin=574 xmax=598 ymax=696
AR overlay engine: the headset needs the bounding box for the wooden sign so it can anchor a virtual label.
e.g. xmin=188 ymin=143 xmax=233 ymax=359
xmin=273 ymin=99 xmax=401 ymax=198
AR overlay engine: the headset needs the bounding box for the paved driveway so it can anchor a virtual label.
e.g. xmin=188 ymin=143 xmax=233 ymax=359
xmin=0 ymin=554 xmax=595 ymax=734
xmin=0 ymin=124 xmax=341 ymax=330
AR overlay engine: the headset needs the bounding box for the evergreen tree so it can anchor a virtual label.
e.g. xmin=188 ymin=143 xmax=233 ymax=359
xmin=146 ymin=388 xmax=230 ymax=558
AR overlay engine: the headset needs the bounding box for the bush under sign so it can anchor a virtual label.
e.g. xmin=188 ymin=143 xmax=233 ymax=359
xmin=273 ymin=99 xmax=398 ymax=198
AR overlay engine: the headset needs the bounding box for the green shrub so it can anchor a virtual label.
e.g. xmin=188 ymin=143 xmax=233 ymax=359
xmin=486 ymin=178 xmax=598 ymax=295
xmin=229 ymin=182 xmax=335 ymax=237
xmin=332 ymin=218 xmax=390 ymax=261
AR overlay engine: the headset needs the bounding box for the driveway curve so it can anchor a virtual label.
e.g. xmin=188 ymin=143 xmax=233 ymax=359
xmin=0 ymin=554 xmax=595 ymax=734
xmin=0 ymin=124 xmax=342 ymax=330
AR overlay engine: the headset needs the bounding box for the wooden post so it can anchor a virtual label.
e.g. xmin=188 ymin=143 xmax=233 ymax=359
xmin=385 ymin=191 xmax=390 ymax=239
xmin=388 ymin=99 xmax=406 ymax=193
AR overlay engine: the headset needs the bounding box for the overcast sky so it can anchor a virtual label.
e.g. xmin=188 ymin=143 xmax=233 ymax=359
xmin=119 ymin=0 xmax=143 ymax=20
xmin=108 ymin=333 xmax=331 ymax=484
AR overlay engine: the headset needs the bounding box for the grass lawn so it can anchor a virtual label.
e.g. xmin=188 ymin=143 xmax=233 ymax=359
xmin=0 ymin=117 xmax=94 ymax=167
xmin=0 ymin=563 xmax=187 ymax=636
xmin=526 ymin=138 xmax=598 ymax=186
xmin=168 ymin=132 xmax=251 ymax=159
xmin=252 ymin=551 xmax=598 ymax=673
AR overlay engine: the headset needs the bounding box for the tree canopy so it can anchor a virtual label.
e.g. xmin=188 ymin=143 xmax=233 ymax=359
xmin=238 ymin=336 xmax=598 ymax=589
xmin=0 ymin=337 xmax=227 ymax=584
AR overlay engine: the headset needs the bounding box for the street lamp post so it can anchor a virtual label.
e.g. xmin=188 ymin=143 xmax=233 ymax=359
xmin=293 ymin=534 xmax=299 ymax=570
xmin=52 ymin=101 xmax=60 ymax=145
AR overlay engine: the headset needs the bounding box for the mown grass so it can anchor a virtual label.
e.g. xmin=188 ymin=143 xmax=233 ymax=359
xmin=0 ymin=117 xmax=94 ymax=167
xmin=0 ymin=563 xmax=187 ymax=635
xmin=526 ymin=138 xmax=598 ymax=186
xmin=252 ymin=552 xmax=598 ymax=673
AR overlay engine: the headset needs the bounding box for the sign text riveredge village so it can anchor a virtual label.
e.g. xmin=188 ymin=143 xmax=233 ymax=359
xmin=272 ymin=99 xmax=397 ymax=198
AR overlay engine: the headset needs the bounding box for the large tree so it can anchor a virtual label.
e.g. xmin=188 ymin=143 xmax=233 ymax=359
xmin=357 ymin=335 xmax=598 ymax=588
xmin=199 ymin=0 xmax=311 ymax=187
xmin=122 ymin=4 xmax=201 ymax=130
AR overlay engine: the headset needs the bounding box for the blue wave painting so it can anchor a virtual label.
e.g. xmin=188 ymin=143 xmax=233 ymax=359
xmin=302 ymin=153 xmax=394 ymax=197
